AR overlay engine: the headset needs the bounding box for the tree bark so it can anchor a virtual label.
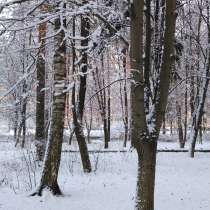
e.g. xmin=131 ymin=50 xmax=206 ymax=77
xmin=176 ymin=101 xmax=185 ymax=148
xmin=189 ymin=2 xmax=210 ymax=158
xmin=122 ymin=48 xmax=129 ymax=147
xmin=72 ymin=15 xmax=92 ymax=172
xmin=135 ymin=142 xmax=157 ymax=210
xmin=35 ymin=8 xmax=47 ymax=160
xmin=130 ymin=0 xmax=176 ymax=209
xmin=32 ymin=9 xmax=66 ymax=195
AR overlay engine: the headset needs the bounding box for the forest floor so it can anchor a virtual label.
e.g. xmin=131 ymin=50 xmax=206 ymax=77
xmin=0 ymin=124 xmax=210 ymax=210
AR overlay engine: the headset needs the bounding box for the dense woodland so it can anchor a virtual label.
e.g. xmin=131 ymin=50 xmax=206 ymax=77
xmin=0 ymin=0 xmax=210 ymax=210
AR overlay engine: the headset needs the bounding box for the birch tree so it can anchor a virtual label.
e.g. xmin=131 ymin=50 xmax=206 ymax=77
xmin=32 ymin=2 xmax=67 ymax=195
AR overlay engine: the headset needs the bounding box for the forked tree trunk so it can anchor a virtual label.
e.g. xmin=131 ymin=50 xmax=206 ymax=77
xmin=71 ymin=15 xmax=91 ymax=173
xmin=130 ymin=0 xmax=176 ymax=209
xmin=32 ymin=11 xmax=66 ymax=195
xmin=130 ymin=0 xmax=152 ymax=208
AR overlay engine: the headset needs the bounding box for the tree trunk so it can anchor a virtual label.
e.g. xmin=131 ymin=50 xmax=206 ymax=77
xmin=189 ymin=3 xmax=210 ymax=158
xmin=130 ymin=0 xmax=151 ymax=208
xmin=162 ymin=116 xmax=166 ymax=135
xmin=107 ymin=81 xmax=111 ymax=142
xmin=122 ymin=48 xmax=129 ymax=147
xmin=101 ymin=57 xmax=109 ymax=148
xmin=144 ymin=0 xmax=152 ymax=114
xmin=32 ymin=10 xmax=66 ymax=195
xmin=14 ymin=102 xmax=18 ymax=140
xmin=130 ymin=0 xmax=176 ymax=209
xmin=35 ymin=15 xmax=47 ymax=160
xmin=176 ymin=102 xmax=185 ymax=148
xmin=15 ymin=90 xmax=27 ymax=148
xmin=92 ymin=63 xmax=109 ymax=149
xmin=103 ymin=116 xmax=109 ymax=149
xmin=135 ymin=142 xmax=157 ymax=210
xmin=170 ymin=120 xmax=173 ymax=135
xmin=21 ymin=97 xmax=26 ymax=148
xmin=68 ymin=128 xmax=75 ymax=145
xmin=71 ymin=15 xmax=92 ymax=172
xmin=183 ymin=70 xmax=188 ymax=145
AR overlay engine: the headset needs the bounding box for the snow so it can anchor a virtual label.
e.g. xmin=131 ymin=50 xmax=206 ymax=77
xmin=0 ymin=121 xmax=210 ymax=210
xmin=0 ymin=136 xmax=210 ymax=210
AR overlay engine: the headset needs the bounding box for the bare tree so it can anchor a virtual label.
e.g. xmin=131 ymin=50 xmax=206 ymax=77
xmin=32 ymin=3 xmax=67 ymax=195
xmin=35 ymin=4 xmax=47 ymax=161
xmin=130 ymin=1 xmax=176 ymax=209
xmin=189 ymin=0 xmax=210 ymax=158
xmin=71 ymin=14 xmax=92 ymax=172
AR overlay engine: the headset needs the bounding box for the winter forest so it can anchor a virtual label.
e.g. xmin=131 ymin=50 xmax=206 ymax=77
xmin=0 ymin=0 xmax=210 ymax=210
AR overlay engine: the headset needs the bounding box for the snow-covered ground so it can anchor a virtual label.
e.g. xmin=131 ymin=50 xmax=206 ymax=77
xmin=0 ymin=139 xmax=210 ymax=210
xmin=0 ymin=121 xmax=210 ymax=210
xmin=63 ymin=131 xmax=210 ymax=151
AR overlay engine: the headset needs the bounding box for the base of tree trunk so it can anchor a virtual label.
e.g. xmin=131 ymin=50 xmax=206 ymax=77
xmin=190 ymin=132 xmax=197 ymax=158
xmin=75 ymin=125 xmax=92 ymax=173
xmin=31 ymin=183 xmax=62 ymax=196
xmin=179 ymin=143 xmax=185 ymax=149
xmin=104 ymin=141 xmax=109 ymax=149
xmin=135 ymin=141 xmax=157 ymax=210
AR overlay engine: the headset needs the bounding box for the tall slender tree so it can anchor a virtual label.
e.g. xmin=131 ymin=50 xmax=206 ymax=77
xmin=35 ymin=4 xmax=47 ymax=161
xmin=72 ymin=13 xmax=92 ymax=172
xmin=32 ymin=2 xmax=67 ymax=195
xmin=189 ymin=0 xmax=210 ymax=158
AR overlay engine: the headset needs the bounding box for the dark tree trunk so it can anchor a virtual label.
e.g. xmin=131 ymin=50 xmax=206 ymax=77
xmin=170 ymin=120 xmax=173 ymax=135
xmin=14 ymin=102 xmax=18 ymax=140
xmin=183 ymin=71 xmax=188 ymax=145
xmin=135 ymin=142 xmax=157 ymax=210
xmin=101 ymin=57 xmax=109 ymax=148
xmin=35 ymin=16 xmax=47 ymax=161
xmin=21 ymin=96 xmax=26 ymax=148
xmin=71 ymin=15 xmax=92 ymax=173
xmin=130 ymin=0 xmax=176 ymax=209
xmin=122 ymin=48 xmax=129 ymax=147
xmin=162 ymin=116 xmax=166 ymax=135
xmin=68 ymin=125 xmax=75 ymax=145
xmin=103 ymin=116 xmax=109 ymax=149
xmin=144 ymin=0 xmax=152 ymax=114
xmin=107 ymin=80 xmax=111 ymax=142
xmin=176 ymin=102 xmax=185 ymax=148
xmin=92 ymin=64 xmax=109 ymax=149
